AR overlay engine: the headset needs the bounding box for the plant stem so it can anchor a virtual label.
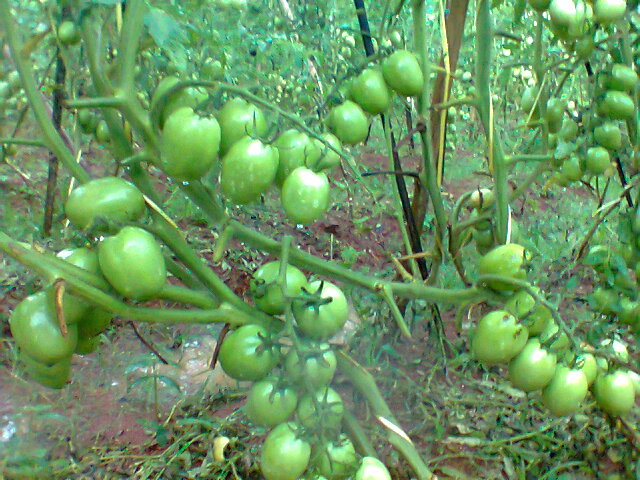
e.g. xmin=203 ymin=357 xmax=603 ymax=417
xmin=156 ymin=285 xmax=218 ymax=309
xmin=474 ymin=0 xmax=509 ymax=243
xmin=337 ymin=351 xmax=433 ymax=479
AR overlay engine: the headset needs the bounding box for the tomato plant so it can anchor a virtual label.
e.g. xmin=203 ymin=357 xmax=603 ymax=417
xmin=284 ymin=342 xmax=337 ymax=388
xmin=260 ymin=422 xmax=311 ymax=480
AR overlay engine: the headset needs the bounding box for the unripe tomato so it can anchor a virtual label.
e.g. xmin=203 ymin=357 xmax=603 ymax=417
xmin=355 ymin=457 xmax=392 ymax=480
xmin=594 ymin=0 xmax=627 ymax=24
xmin=471 ymin=310 xmax=528 ymax=364
xmin=10 ymin=291 xmax=79 ymax=364
xmin=328 ymin=101 xmax=369 ymax=145
xmin=618 ymin=298 xmax=640 ymax=327
xmin=382 ymin=50 xmax=424 ymax=97
xmin=284 ymin=342 xmax=337 ymax=388
xmin=574 ymin=35 xmax=595 ymax=59
xmin=627 ymin=370 xmax=640 ymax=396
xmin=58 ymin=20 xmax=80 ymax=45
xmin=78 ymin=309 xmax=113 ymax=339
xmin=508 ymin=338 xmax=558 ymax=391
xmin=217 ymin=98 xmax=268 ymax=155
xmin=306 ymin=133 xmax=342 ymax=171
xmin=593 ymin=370 xmax=635 ymax=416
xmin=218 ymin=324 xmax=279 ymax=381
xmin=473 ymin=227 xmax=494 ymax=251
xmin=94 ymin=119 xmax=110 ymax=144
xmin=561 ymin=155 xmax=583 ymax=182
xmin=545 ymin=98 xmax=565 ymax=133
xmin=559 ymin=118 xmax=579 ymax=141
xmin=75 ymin=335 xmax=101 ymax=355
xmin=529 ymin=0 xmax=551 ymax=11
xmin=575 ymin=353 xmax=598 ymax=386
xmin=250 ymin=261 xmax=308 ymax=315
xmin=549 ymin=0 xmax=576 ymax=28
xmin=477 ymin=244 xmax=527 ymax=291
xmin=593 ymin=123 xmax=621 ymax=150
xmin=220 ymin=137 xmax=278 ymax=204
xmin=296 ymin=386 xmax=344 ymax=430
xmin=504 ymin=288 xmax=552 ymax=336
xmin=317 ymin=434 xmax=358 ymax=479
xmin=245 ymin=379 xmax=298 ymax=427
xmin=585 ymin=147 xmax=611 ymax=175
xmin=19 ymin=353 xmax=72 ymax=389
xmin=77 ymin=109 xmax=97 ymax=134
xmin=598 ymin=91 xmax=635 ymax=120
xmin=541 ymin=366 xmax=588 ymax=415
xmin=260 ymin=422 xmax=311 ymax=480
xmin=65 ymin=176 xmax=146 ymax=231
xmin=98 ymin=226 xmax=167 ymax=300
xmin=600 ymin=339 xmax=630 ymax=363
xmin=349 ymin=68 xmax=391 ymax=114
xmin=281 ymin=167 xmax=330 ymax=225
xmin=151 ymin=76 xmax=208 ymax=127
xmin=274 ymin=129 xmax=312 ymax=187
xmin=591 ymin=287 xmax=618 ymax=315
xmin=606 ymin=64 xmax=639 ymax=92
xmin=159 ymin=107 xmax=220 ymax=180
xmin=202 ymin=58 xmax=225 ymax=80
xmin=470 ymin=188 xmax=494 ymax=210
xmin=293 ymin=281 xmax=348 ymax=340
xmin=539 ymin=321 xmax=570 ymax=352
xmin=521 ymin=86 xmax=538 ymax=115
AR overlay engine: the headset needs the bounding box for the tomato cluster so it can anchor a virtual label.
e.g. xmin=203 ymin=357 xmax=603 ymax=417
xmin=9 ymin=177 xmax=173 ymax=388
xmin=474 ymin=244 xmax=638 ymax=416
xmin=213 ymin=261 xmax=391 ymax=479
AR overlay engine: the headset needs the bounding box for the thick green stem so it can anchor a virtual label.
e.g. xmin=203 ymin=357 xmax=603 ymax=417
xmin=156 ymin=285 xmax=218 ymax=309
xmin=116 ymin=0 xmax=146 ymax=92
xmin=0 ymin=138 xmax=46 ymax=147
xmin=0 ymin=0 xmax=90 ymax=183
xmin=411 ymin=0 xmax=448 ymax=249
xmin=474 ymin=0 xmax=508 ymax=243
xmin=343 ymin=410 xmax=378 ymax=458
xmin=338 ymin=351 xmax=433 ymax=479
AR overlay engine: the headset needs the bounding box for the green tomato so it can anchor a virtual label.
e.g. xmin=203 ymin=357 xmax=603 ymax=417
xmin=281 ymin=167 xmax=330 ymax=225
xmin=593 ymin=123 xmax=622 ymax=150
xmin=328 ymin=101 xmax=369 ymax=145
xmin=65 ymin=176 xmax=146 ymax=231
xmin=541 ymin=365 xmax=588 ymax=416
xmin=159 ymin=107 xmax=220 ymax=180
xmin=594 ymin=0 xmax=627 ymax=24
xmin=306 ymin=133 xmax=342 ymax=171
xmin=593 ymin=370 xmax=635 ymax=416
xmin=545 ymin=98 xmax=565 ymax=133
xmin=284 ymin=342 xmax=337 ymax=388
xmin=355 ymin=457 xmax=392 ymax=480
xmin=508 ymin=338 xmax=558 ymax=392
xmin=217 ymin=98 xmax=268 ymax=155
xmin=591 ymin=287 xmax=618 ymax=315
xmin=251 ymin=261 xmax=308 ymax=315
xmin=470 ymin=188 xmax=494 ymax=210
xmin=558 ymin=117 xmax=579 ymax=141
xmin=274 ymin=129 xmax=312 ymax=187
xmin=521 ymin=86 xmax=538 ymax=116
xmin=220 ymin=137 xmax=278 ymax=204
xmin=296 ymin=386 xmax=344 ymax=431
xmin=504 ymin=288 xmax=552 ymax=336
xmin=77 ymin=109 xmax=97 ymax=135
xmin=477 ymin=244 xmax=527 ymax=291
xmin=539 ymin=322 xmax=570 ymax=352
xmin=10 ymin=291 xmax=79 ymax=365
xmin=94 ymin=120 xmax=110 ymax=144
xmin=585 ymin=147 xmax=611 ymax=175
xmin=293 ymin=281 xmax=348 ymax=340
xmin=381 ymin=50 xmax=424 ymax=97
xmin=575 ymin=353 xmax=598 ymax=386
xmin=618 ymin=299 xmax=640 ymax=327
xmin=549 ymin=0 xmax=576 ymax=28
xmin=561 ymin=155 xmax=583 ymax=182
xmin=151 ymin=76 xmax=208 ymax=127
xmin=260 ymin=422 xmax=311 ymax=480
xmin=598 ymin=91 xmax=635 ymax=120
xmin=627 ymin=370 xmax=640 ymax=396
xmin=218 ymin=324 xmax=279 ymax=381
xmin=473 ymin=227 xmax=494 ymax=250
xmin=607 ymin=64 xmax=639 ymax=92
xmin=58 ymin=20 xmax=80 ymax=45
xmin=20 ymin=353 xmax=72 ymax=389
xmin=78 ymin=309 xmax=113 ymax=339
xmin=574 ymin=35 xmax=595 ymax=59
xmin=202 ymin=58 xmax=225 ymax=81
xmin=245 ymin=379 xmax=298 ymax=427
xmin=74 ymin=335 xmax=101 ymax=355
xmin=316 ymin=434 xmax=358 ymax=479
xmin=529 ymin=0 xmax=551 ymax=10
xmin=471 ymin=310 xmax=529 ymax=364
xmin=349 ymin=68 xmax=391 ymax=114
xmin=98 ymin=226 xmax=166 ymax=300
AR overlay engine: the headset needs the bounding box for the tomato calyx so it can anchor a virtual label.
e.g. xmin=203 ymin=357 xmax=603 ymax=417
xmin=295 ymin=281 xmax=335 ymax=312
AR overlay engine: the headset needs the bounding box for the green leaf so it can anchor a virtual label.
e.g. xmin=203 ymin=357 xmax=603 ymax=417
xmin=143 ymin=8 xmax=186 ymax=49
